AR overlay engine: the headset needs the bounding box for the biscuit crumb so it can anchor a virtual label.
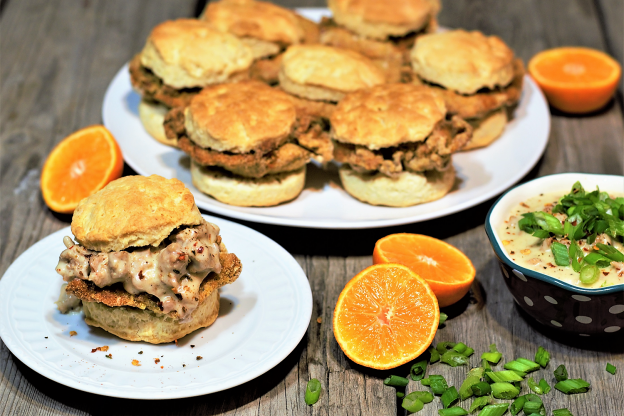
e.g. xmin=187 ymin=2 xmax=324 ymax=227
xmin=132 ymin=360 xmax=141 ymax=366
xmin=69 ymin=331 xmax=77 ymax=337
xmin=196 ymin=356 xmax=203 ymax=360
xmin=91 ymin=346 xmax=109 ymax=353
xmin=138 ymin=351 xmax=143 ymax=354
xmin=191 ymin=345 xmax=195 ymax=348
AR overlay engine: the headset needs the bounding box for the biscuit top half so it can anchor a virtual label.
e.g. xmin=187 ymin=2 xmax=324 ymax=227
xmin=329 ymin=0 xmax=438 ymax=40
xmin=184 ymin=81 xmax=297 ymax=154
xmin=331 ymin=83 xmax=446 ymax=149
xmin=71 ymin=175 xmax=204 ymax=253
xmin=202 ymin=0 xmax=305 ymax=46
xmin=411 ymin=30 xmax=515 ymax=95
xmin=140 ymin=19 xmax=253 ymax=89
xmin=280 ymin=45 xmax=385 ymax=93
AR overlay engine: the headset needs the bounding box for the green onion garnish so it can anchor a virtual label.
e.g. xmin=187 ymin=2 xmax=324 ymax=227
xmin=551 ymin=241 xmax=570 ymax=266
xmin=471 ymin=382 xmax=492 ymax=397
xmin=441 ymin=350 xmax=469 ymax=367
xmin=579 ymin=263 xmax=599 ymax=284
xmin=523 ymin=400 xmax=544 ymax=415
xmin=459 ymin=367 xmax=484 ymax=400
xmin=477 ymin=403 xmax=509 ymax=416
xmin=490 ymin=382 xmax=519 ymax=399
xmin=527 ymin=377 xmax=543 ymax=394
xmin=596 ymin=243 xmax=624 ymax=261
xmin=485 ymin=370 xmax=524 ymax=383
xmin=606 ymin=363 xmax=617 ymax=375
xmin=441 ymin=386 xmax=460 ymax=408
xmin=410 ymin=360 xmax=428 ymax=381
xmin=534 ymin=347 xmax=550 ymax=368
xmin=384 ymin=375 xmax=409 ymax=387
xmin=538 ymin=378 xmax=551 ymax=394
xmin=452 ymin=342 xmax=468 ymax=354
xmin=504 ymin=359 xmax=536 ymax=375
xmin=437 ymin=342 xmax=457 ymax=355
xmin=554 ymin=378 xmax=591 ymax=394
xmin=482 ymin=358 xmax=492 ymax=372
xmin=428 ymin=375 xmax=449 ymax=395
xmin=421 ymin=378 xmax=431 ymax=386
xmin=439 ymin=312 xmax=448 ymax=327
xmin=569 ymin=240 xmax=584 ymax=272
xmin=397 ymin=392 xmax=404 ymax=398
xmin=509 ymin=395 xmax=526 ymax=415
xmin=429 ymin=346 xmax=441 ymax=363
xmin=409 ymin=391 xmax=434 ymax=403
xmin=304 ymin=378 xmax=321 ymax=405
xmin=553 ymin=408 xmax=574 ymax=416
xmin=401 ymin=393 xmax=424 ymax=413
xmin=469 ymin=396 xmax=491 ymax=413
xmin=481 ymin=344 xmax=502 ymax=364
xmin=516 ymin=357 xmax=541 ymax=371
xmin=554 ymin=364 xmax=568 ymax=381
xmin=462 ymin=347 xmax=475 ymax=357
xmin=438 ymin=407 xmax=468 ymax=416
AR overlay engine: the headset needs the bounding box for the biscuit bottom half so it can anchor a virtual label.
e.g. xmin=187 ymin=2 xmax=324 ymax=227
xmin=339 ymin=165 xmax=455 ymax=207
xmin=191 ymin=161 xmax=306 ymax=207
xmin=462 ymin=108 xmax=508 ymax=151
xmin=83 ymin=290 xmax=219 ymax=344
xmin=139 ymin=99 xmax=177 ymax=147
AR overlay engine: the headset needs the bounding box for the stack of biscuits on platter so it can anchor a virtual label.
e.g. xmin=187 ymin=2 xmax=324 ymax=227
xmin=129 ymin=0 xmax=524 ymax=208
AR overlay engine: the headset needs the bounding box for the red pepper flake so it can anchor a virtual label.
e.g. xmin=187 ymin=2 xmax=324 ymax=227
xmin=69 ymin=331 xmax=77 ymax=337
xmin=548 ymin=263 xmax=556 ymax=267
xmin=520 ymin=202 xmax=530 ymax=208
xmin=138 ymin=270 xmax=144 ymax=280
xmin=197 ymin=246 xmax=204 ymax=253
xmin=155 ymin=358 xmax=160 ymax=364
xmin=174 ymin=339 xmax=178 ymax=346
xmin=196 ymin=356 xmax=203 ymax=361
xmin=603 ymin=272 xmax=609 ymax=276
xmin=583 ymin=248 xmax=590 ymax=252
xmin=132 ymin=360 xmax=141 ymax=366
xmin=178 ymin=254 xmax=185 ymax=261
xmin=160 ymin=366 xmax=164 ymax=369
xmin=510 ymin=251 xmax=515 ymax=255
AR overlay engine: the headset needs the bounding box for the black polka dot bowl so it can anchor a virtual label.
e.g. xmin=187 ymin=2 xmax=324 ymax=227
xmin=485 ymin=173 xmax=624 ymax=338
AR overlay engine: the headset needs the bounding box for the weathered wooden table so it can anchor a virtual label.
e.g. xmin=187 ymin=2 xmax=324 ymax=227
xmin=1 ymin=1 xmax=623 ymax=415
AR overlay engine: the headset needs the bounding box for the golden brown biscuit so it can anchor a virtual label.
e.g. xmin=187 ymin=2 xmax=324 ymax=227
xmin=462 ymin=108 xmax=508 ymax=150
xmin=138 ymin=99 xmax=177 ymax=147
xmin=330 ymin=83 xmax=446 ymax=149
xmin=329 ymin=0 xmax=436 ymax=40
xmin=279 ymin=44 xmax=385 ymax=101
xmin=140 ymin=19 xmax=253 ymax=89
xmin=71 ymin=175 xmax=204 ymax=252
xmin=411 ymin=30 xmax=515 ymax=94
xmin=184 ymin=81 xmax=297 ymax=153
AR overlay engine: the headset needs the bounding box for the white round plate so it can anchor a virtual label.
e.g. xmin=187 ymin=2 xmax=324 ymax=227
xmin=102 ymin=8 xmax=550 ymax=229
xmin=0 ymin=215 xmax=312 ymax=399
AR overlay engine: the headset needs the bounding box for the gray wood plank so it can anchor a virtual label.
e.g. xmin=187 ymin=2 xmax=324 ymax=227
xmin=596 ymin=0 xmax=623 ymax=101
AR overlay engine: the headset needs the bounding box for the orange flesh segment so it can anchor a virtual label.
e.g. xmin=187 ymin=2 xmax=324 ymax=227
xmin=532 ymin=51 xmax=617 ymax=85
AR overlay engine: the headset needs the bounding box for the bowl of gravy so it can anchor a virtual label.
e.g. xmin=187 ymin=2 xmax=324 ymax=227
xmin=485 ymin=173 xmax=624 ymax=337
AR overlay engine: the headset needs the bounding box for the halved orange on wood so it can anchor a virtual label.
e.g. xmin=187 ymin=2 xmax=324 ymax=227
xmin=333 ymin=263 xmax=439 ymax=370
xmin=373 ymin=234 xmax=475 ymax=307
xmin=528 ymin=47 xmax=621 ymax=114
xmin=41 ymin=125 xmax=124 ymax=214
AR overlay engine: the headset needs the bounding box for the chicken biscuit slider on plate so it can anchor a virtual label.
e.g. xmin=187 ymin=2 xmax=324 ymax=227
xmin=331 ymin=84 xmax=472 ymax=207
xmin=278 ymin=44 xmax=386 ymax=119
xmin=55 ymin=175 xmax=242 ymax=344
xmin=164 ymin=80 xmax=333 ymax=207
xmin=129 ymin=19 xmax=253 ymax=146
xmin=201 ymin=0 xmax=319 ymax=84
xmin=410 ymin=30 xmax=524 ymax=150
xmin=320 ymin=0 xmax=440 ymax=82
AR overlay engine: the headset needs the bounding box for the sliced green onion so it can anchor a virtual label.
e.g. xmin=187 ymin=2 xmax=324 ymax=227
xmin=485 ymin=370 xmax=524 ymax=383
xmin=509 ymin=395 xmax=526 ymax=415
xmin=515 ymin=357 xmax=540 ymax=372
xmin=452 ymin=342 xmax=468 ymax=354
xmin=458 ymin=367 xmax=484 ymax=400
xmin=482 ymin=358 xmax=492 ymax=372
xmin=606 ymin=363 xmax=617 ymax=375
xmin=421 ymin=378 xmax=431 ymax=386
xmin=429 ymin=375 xmax=449 ymax=395
xmin=504 ymin=360 xmax=533 ymax=375
xmin=538 ymin=378 xmax=551 ymax=394
xmin=469 ymin=396 xmax=491 ymax=413
xmin=409 ymin=391 xmax=434 ymax=404
xmin=441 ymin=350 xmax=469 ymax=367
xmin=569 ymin=240 xmax=583 ymax=272
xmin=534 ymin=347 xmax=550 ymax=368
xmin=429 ymin=346 xmax=441 ymax=363
xmin=490 ymin=382 xmax=519 ymax=399
xmin=551 ymin=242 xmax=570 ymax=266
xmin=410 ymin=360 xmax=428 ymax=381
xmin=441 ymin=386 xmax=459 ymax=408
xmin=481 ymin=352 xmax=502 ymax=364
xmin=439 ymin=312 xmax=448 ymax=327
xmin=596 ymin=243 xmax=624 ymax=261
xmin=583 ymin=252 xmax=611 ymax=268
xmin=438 ymin=407 xmax=468 ymax=416
xmin=524 ymin=393 xmax=543 ymax=405
xmin=523 ymin=401 xmax=544 ymax=415
xmin=384 ymin=375 xmax=409 ymax=387
xmin=437 ymin=342 xmax=457 ymax=355
xmin=401 ymin=394 xmax=424 ymax=413
xmin=471 ymin=382 xmax=492 ymax=397
xmin=554 ymin=378 xmax=591 ymax=394
xmin=552 ymin=409 xmax=574 ymax=416
xmin=396 ymin=392 xmax=404 ymax=398
xmin=304 ymin=378 xmax=321 ymax=405
xmin=462 ymin=347 xmax=475 ymax=357
xmin=580 ymin=264 xmax=600 ymax=284
xmin=477 ymin=403 xmax=509 ymax=416
xmin=554 ymin=364 xmax=568 ymax=381
xmin=527 ymin=377 xmax=543 ymax=394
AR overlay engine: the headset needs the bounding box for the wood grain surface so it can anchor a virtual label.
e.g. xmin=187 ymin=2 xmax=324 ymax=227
xmin=1 ymin=1 xmax=622 ymax=415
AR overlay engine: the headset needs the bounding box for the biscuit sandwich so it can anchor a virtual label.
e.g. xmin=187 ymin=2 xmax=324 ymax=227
xmin=320 ymin=0 xmax=440 ymax=82
xmin=331 ymin=83 xmax=472 ymax=207
xmin=164 ymin=80 xmax=333 ymax=207
xmin=55 ymin=175 xmax=242 ymax=344
xmin=410 ymin=30 xmax=524 ymax=150
xmin=129 ymin=19 xmax=253 ymax=146
xmin=201 ymin=0 xmax=319 ymax=84
xmin=278 ymin=44 xmax=386 ymax=119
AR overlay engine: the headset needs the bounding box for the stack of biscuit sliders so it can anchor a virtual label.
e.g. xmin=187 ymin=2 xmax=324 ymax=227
xmin=129 ymin=0 xmax=524 ymax=208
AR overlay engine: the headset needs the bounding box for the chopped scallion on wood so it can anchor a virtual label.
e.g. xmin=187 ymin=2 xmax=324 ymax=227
xmin=471 ymin=382 xmax=492 ymax=397
xmin=554 ymin=364 xmax=568 ymax=381
xmin=304 ymin=379 xmax=321 ymax=405
xmin=538 ymin=378 xmax=551 ymax=394
xmin=438 ymin=407 xmax=468 ymax=416
xmin=428 ymin=375 xmax=449 ymax=395
xmin=401 ymin=394 xmax=424 ymax=413
xmin=469 ymin=396 xmax=491 ymax=413
xmin=490 ymin=382 xmax=519 ymax=399
xmin=410 ymin=360 xmax=428 ymax=381
xmin=552 ymin=409 xmax=574 ymax=416
xmin=384 ymin=375 xmax=409 ymax=387
xmin=606 ymin=363 xmax=617 ymax=375
xmin=477 ymin=403 xmax=509 ymax=416
xmin=554 ymin=378 xmax=591 ymax=394
xmin=439 ymin=312 xmax=448 ymax=327
xmin=534 ymin=347 xmax=550 ymax=368
xmin=441 ymin=386 xmax=459 ymax=408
